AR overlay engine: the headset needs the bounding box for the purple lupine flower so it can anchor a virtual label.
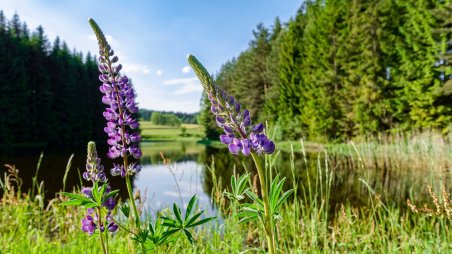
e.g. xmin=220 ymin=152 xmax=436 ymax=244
xmin=106 ymin=211 xmax=118 ymax=232
xmin=81 ymin=214 xmax=97 ymax=235
xmin=81 ymin=208 xmax=118 ymax=235
xmin=83 ymin=142 xmax=107 ymax=182
xmin=187 ymin=54 xmax=275 ymax=156
xmin=103 ymin=197 xmax=116 ymax=210
xmin=82 ymin=187 xmax=92 ymax=197
xmin=89 ymin=19 xmax=142 ymax=177
xmin=111 ymin=162 xmax=141 ymax=178
xmin=204 ymin=84 xmax=275 ymax=156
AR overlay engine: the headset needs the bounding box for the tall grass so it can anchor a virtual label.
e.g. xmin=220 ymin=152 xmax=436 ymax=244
xmin=328 ymin=130 xmax=452 ymax=206
xmin=1 ymin=132 xmax=451 ymax=253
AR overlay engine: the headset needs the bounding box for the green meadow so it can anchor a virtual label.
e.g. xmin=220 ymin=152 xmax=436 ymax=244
xmin=140 ymin=121 xmax=204 ymax=142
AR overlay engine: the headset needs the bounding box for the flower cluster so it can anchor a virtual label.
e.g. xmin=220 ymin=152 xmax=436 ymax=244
xmin=187 ymin=54 xmax=275 ymax=156
xmin=110 ymin=162 xmax=141 ymax=178
xmin=83 ymin=142 xmax=107 ymax=182
xmin=207 ymin=85 xmax=275 ymax=156
xmin=82 ymin=209 xmax=118 ymax=235
xmin=81 ymin=186 xmax=118 ymax=235
xmin=89 ymin=18 xmax=142 ymax=163
xmin=80 ymin=140 xmax=118 ymax=235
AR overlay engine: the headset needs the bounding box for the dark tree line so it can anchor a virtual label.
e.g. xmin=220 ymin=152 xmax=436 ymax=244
xmin=0 ymin=12 xmax=105 ymax=146
xmin=201 ymin=0 xmax=452 ymax=142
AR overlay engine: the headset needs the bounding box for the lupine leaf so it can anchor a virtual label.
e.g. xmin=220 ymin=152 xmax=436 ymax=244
xmin=120 ymin=203 xmax=130 ymax=218
xmin=184 ymin=229 xmax=194 ymax=244
xmin=275 ymin=189 xmax=294 ymax=211
xmin=187 ymin=217 xmax=216 ymax=228
xmin=60 ymin=199 xmax=84 ymax=206
xmin=244 ymin=189 xmax=264 ymax=208
xmin=185 ymin=195 xmax=197 ymax=221
xmin=60 ymin=192 xmax=92 ymax=203
xmin=173 ymin=203 xmax=183 ymax=224
xmin=185 ymin=211 xmax=203 ymax=227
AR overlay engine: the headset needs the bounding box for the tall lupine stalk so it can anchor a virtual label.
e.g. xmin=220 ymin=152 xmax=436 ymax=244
xmin=88 ymin=18 xmax=142 ymax=234
xmin=187 ymin=55 xmax=278 ymax=253
xmin=61 ymin=142 xmax=119 ymax=254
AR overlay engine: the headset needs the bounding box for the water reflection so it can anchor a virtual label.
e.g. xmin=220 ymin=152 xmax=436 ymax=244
xmin=137 ymin=141 xmax=214 ymax=214
xmin=1 ymin=141 xmax=448 ymax=214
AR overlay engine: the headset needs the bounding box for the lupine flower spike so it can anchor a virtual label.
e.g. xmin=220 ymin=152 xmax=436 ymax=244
xmin=89 ymin=20 xmax=143 ymax=251
xmin=187 ymin=54 xmax=275 ymax=156
xmin=188 ymin=55 xmax=281 ymax=254
xmin=80 ymin=142 xmax=118 ymax=235
xmin=88 ymin=18 xmax=142 ymax=177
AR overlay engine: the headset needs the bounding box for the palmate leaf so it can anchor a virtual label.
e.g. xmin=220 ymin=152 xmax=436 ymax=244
xmin=244 ymin=189 xmax=264 ymax=208
xmin=146 ymin=218 xmax=179 ymax=248
xmin=224 ymin=173 xmax=250 ymax=202
xmin=275 ymin=189 xmax=294 ymax=212
xmin=161 ymin=195 xmax=216 ymax=245
xmin=120 ymin=203 xmax=130 ymax=218
xmin=60 ymin=192 xmax=98 ymax=208
xmin=267 ymin=175 xmax=294 ymax=214
xmin=61 ymin=192 xmax=92 ymax=203
xmin=60 ymin=199 xmax=84 ymax=206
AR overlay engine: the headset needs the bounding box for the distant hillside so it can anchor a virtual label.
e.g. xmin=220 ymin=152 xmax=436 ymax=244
xmin=139 ymin=109 xmax=199 ymax=125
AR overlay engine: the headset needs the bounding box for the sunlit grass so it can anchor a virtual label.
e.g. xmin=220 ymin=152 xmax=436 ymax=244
xmin=140 ymin=121 xmax=204 ymax=141
xmin=1 ymin=131 xmax=451 ymax=253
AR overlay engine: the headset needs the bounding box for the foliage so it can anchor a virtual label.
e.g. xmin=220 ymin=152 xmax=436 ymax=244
xmin=0 ymin=12 xmax=105 ymax=146
xmin=202 ymin=0 xmax=452 ymax=142
xmin=150 ymin=111 xmax=182 ymax=127
xmin=139 ymin=109 xmax=199 ymax=124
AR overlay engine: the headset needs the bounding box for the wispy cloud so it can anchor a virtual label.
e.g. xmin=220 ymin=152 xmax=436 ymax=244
xmin=122 ymin=64 xmax=150 ymax=75
xmin=163 ymin=77 xmax=202 ymax=94
xmin=182 ymin=65 xmax=191 ymax=74
xmin=156 ymin=69 xmax=163 ymax=76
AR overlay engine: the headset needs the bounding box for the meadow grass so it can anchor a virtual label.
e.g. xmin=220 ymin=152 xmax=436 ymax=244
xmin=1 ymin=132 xmax=451 ymax=253
xmin=140 ymin=121 xmax=204 ymax=142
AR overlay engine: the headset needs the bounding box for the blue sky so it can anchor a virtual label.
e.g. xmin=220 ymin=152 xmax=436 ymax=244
xmin=1 ymin=0 xmax=301 ymax=113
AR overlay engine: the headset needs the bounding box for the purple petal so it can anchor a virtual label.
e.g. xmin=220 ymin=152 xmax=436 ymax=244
xmin=252 ymin=123 xmax=264 ymax=133
xmin=228 ymin=144 xmax=241 ymax=155
xmin=263 ymin=141 xmax=275 ymax=154
xmin=220 ymin=134 xmax=233 ymax=144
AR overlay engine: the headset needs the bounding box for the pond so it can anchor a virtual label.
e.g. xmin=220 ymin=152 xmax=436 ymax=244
xmin=1 ymin=141 xmax=449 ymax=215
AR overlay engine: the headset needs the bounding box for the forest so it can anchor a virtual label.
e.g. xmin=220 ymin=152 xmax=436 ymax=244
xmin=1 ymin=1 xmax=451 ymax=253
xmin=0 ymin=12 xmax=105 ymax=146
xmin=200 ymin=0 xmax=452 ymax=142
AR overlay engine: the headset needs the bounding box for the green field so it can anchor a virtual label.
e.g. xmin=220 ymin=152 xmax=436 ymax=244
xmin=140 ymin=121 xmax=204 ymax=142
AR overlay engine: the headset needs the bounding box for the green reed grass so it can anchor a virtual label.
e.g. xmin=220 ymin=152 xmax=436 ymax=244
xmin=1 ymin=131 xmax=451 ymax=253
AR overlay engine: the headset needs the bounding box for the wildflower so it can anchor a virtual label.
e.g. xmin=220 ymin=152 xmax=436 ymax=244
xmin=83 ymin=142 xmax=107 ymax=182
xmin=89 ymin=19 xmax=142 ymax=170
xmin=110 ymin=162 xmax=141 ymax=178
xmin=187 ymin=55 xmax=275 ymax=156
xmin=81 ymin=214 xmax=97 ymax=235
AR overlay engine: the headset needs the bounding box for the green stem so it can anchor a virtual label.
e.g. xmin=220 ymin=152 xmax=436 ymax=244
xmin=251 ymin=153 xmax=276 ymax=254
xmin=97 ymin=207 xmax=108 ymax=254
xmin=125 ymin=174 xmax=147 ymax=253
xmin=125 ymin=174 xmax=139 ymax=226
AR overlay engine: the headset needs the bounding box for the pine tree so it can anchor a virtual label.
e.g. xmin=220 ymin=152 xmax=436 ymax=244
xmin=276 ymin=6 xmax=307 ymax=139
xmin=300 ymin=0 xmax=346 ymax=141
xmin=394 ymin=0 xmax=450 ymax=129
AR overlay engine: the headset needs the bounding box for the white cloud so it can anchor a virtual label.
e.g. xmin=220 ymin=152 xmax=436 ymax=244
xmin=156 ymin=69 xmax=163 ymax=76
xmin=163 ymin=77 xmax=202 ymax=94
xmin=122 ymin=64 xmax=150 ymax=75
xmin=182 ymin=66 xmax=191 ymax=74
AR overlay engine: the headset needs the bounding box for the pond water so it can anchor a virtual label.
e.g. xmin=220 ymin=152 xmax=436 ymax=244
xmin=1 ymin=141 xmax=449 ymax=215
